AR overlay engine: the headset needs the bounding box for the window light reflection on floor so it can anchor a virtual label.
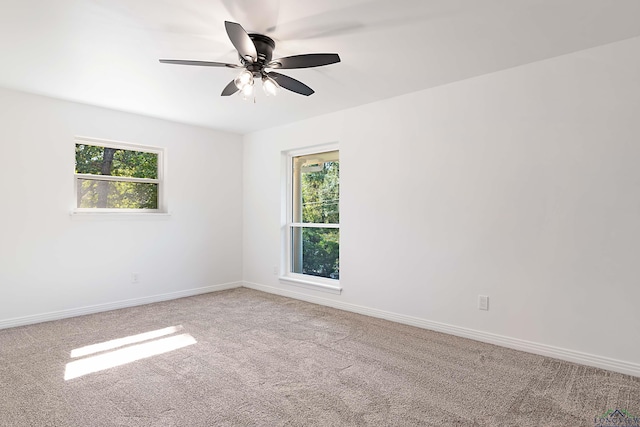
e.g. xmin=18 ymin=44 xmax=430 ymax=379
xmin=70 ymin=325 xmax=184 ymax=358
xmin=64 ymin=331 xmax=197 ymax=381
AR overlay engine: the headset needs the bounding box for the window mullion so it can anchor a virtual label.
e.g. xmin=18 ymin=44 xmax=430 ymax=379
xmin=75 ymin=174 xmax=159 ymax=184
xmin=289 ymin=222 xmax=340 ymax=229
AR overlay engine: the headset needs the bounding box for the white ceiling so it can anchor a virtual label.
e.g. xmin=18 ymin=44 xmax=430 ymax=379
xmin=2 ymin=0 xmax=640 ymax=134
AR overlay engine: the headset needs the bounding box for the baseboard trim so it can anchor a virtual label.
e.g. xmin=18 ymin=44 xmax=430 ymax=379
xmin=242 ymin=281 xmax=640 ymax=378
xmin=0 ymin=282 xmax=242 ymax=330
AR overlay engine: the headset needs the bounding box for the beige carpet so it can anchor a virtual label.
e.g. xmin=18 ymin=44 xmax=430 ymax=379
xmin=0 ymin=288 xmax=638 ymax=426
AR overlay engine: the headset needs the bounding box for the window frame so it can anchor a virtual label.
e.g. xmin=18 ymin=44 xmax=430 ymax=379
xmin=73 ymin=136 xmax=167 ymax=214
xmin=281 ymin=144 xmax=341 ymax=294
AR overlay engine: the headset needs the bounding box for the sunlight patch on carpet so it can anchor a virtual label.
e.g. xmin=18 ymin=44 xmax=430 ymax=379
xmin=70 ymin=325 xmax=184 ymax=358
xmin=64 ymin=332 xmax=196 ymax=380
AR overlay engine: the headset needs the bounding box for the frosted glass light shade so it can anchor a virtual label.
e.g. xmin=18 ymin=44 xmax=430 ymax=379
xmin=241 ymin=82 xmax=254 ymax=100
xmin=262 ymin=75 xmax=279 ymax=96
xmin=234 ymin=70 xmax=254 ymax=90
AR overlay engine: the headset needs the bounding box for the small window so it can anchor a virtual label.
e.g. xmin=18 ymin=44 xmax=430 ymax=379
xmin=74 ymin=137 xmax=164 ymax=212
xmin=287 ymin=149 xmax=339 ymax=281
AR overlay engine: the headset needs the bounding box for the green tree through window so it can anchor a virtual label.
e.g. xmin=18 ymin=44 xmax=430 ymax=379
xmin=75 ymin=141 xmax=161 ymax=210
xmin=291 ymin=150 xmax=339 ymax=279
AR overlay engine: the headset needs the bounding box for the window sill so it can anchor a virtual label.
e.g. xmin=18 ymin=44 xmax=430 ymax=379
xmin=278 ymin=276 xmax=342 ymax=295
xmin=70 ymin=211 xmax=171 ymax=220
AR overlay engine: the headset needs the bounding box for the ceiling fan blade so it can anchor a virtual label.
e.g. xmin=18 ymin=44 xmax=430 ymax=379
xmin=159 ymin=59 xmax=239 ymax=68
xmin=221 ymin=80 xmax=239 ymax=96
xmin=224 ymin=21 xmax=257 ymax=61
xmin=268 ymin=72 xmax=314 ymax=96
xmin=268 ymin=53 xmax=341 ymax=69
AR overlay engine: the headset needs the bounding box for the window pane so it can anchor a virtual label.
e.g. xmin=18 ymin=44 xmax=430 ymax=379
xmin=75 ymin=144 xmax=158 ymax=179
xmin=77 ymin=179 xmax=158 ymax=209
xmin=292 ymin=151 xmax=339 ymax=224
xmin=291 ymin=227 xmax=339 ymax=279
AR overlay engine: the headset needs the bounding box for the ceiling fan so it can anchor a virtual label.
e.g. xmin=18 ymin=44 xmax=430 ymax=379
xmin=159 ymin=21 xmax=341 ymax=98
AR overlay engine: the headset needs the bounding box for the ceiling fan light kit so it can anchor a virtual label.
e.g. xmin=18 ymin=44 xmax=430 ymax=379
xmin=159 ymin=21 xmax=341 ymax=100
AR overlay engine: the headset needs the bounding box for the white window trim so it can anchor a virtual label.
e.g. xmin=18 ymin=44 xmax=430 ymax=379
xmin=278 ymin=275 xmax=342 ymax=295
xmin=280 ymin=143 xmax=341 ymax=294
xmin=72 ymin=136 xmax=168 ymax=215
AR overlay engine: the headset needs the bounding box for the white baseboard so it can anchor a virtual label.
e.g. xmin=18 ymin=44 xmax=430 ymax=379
xmin=0 ymin=281 xmax=242 ymax=330
xmin=242 ymin=281 xmax=640 ymax=378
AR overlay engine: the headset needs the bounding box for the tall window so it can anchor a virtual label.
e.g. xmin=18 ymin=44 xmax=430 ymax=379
xmin=74 ymin=137 xmax=164 ymax=212
xmin=288 ymin=149 xmax=339 ymax=280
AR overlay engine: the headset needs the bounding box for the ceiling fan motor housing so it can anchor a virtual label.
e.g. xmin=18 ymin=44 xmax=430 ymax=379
xmin=244 ymin=34 xmax=276 ymax=74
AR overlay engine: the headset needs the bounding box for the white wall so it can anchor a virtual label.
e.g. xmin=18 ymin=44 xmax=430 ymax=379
xmin=1 ymin=35 xmax=638 ymax=375
xmin=243 ymin=36 xmax=640 ymax=373
xmin=0 ymin=88 xmax=243 ymax=323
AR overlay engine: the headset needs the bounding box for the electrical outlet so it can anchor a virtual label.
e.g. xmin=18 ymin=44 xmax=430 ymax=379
xmin=131 ymin=273 xmax=140 ymax=284
xmin=478 ymin=295 xmax=489 ymax=311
